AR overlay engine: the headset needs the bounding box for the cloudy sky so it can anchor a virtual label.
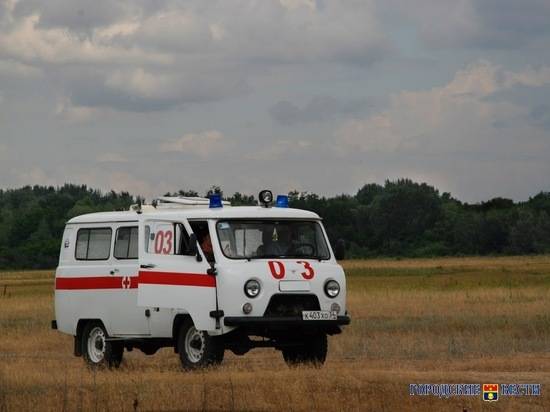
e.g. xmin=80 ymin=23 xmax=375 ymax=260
xmin=1 ymin=0 xmax=549 ymax=202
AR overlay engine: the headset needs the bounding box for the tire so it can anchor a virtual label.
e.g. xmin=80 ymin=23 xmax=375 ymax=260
xmin=81 ymin=321 xmax=123 ymax=369
xmin=282 ymin=334 xmax=327 ymax=367
xmin=177 ymin=318 xmax=224 ymax=370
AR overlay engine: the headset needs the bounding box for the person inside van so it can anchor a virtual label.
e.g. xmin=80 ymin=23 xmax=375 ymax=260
xmin=189 ymin=221 xmax=214 ymax=262
xmin=258 ymin=226 xmax=292 ymax=257
xmin=200 ymin=232 xmax=214 ymax=262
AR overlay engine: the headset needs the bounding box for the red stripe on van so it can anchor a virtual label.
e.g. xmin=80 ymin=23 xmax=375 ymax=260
xmin=55 ymin=276 xmax=138 ymax=290
xmin=138 ymin=271 xmax=216 ymax=288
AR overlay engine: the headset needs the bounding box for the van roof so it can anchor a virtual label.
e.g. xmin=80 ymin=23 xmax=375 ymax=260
xmin=66 ymin=206 xmax=321 ymax=224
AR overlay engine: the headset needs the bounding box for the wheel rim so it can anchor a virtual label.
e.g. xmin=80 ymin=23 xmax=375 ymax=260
xmin=184 ymin=326 xmax=205 ymax=363
xmin=87 ymin=326 xmax=106 ymax=363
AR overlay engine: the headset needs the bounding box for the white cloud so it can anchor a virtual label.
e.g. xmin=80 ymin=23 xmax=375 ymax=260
xmin=96 ymin=152 xmax=129 ymax=163
xmin=270 ymin=96 xmax=370 ymax=125
xmin=101 ymin=67 xmax=245 ymax=107
xmin=0 ymin=1 xmax=389 ymax=113
xmin=247 ymin=139 xmax=312 ymax=161
xmin=55 ymin=97 xmax=98 ymax=123
xmin=105 ymin=68 xmax=173 ymax=100
xmin=160 ymin=130 xmax=225 ymax=158
xmin=208 ymin=23 xmax=226 ymax=42
xmin=124 ymin=9 xmax=212 ymax=53
xmin=1 ymin=1 xmax=550 ymax=204
xmin=95 ymin=20 xmax=140 ymax=40
xmin=67 ymin=170 xmax=171 ymax=199
xmin=0 ymin=15 xmax=171 ymax=66
xmin=335 ymin=113 xmax=399 ymax=153
xmin=106 ymin=172 xmax=157 ymax=196
xmin=14 ymin=167 xmax=57 ymax=186
xmin=504 ymin=66 xmax=550 ymax=88
xmin=0 ymin=58 xmax=42 ymax=78
xmin=391 ymin=0 xmax=550 ymax=49
xmin=279 ymin=0 xmax=317 ymax=12
xmin=333 ymin=60 xmax=550 ymax=200
xmin=119 ymin=1 xmax=388 ymax=62
xmin=335 ymin=61 xmax=550 ymax=155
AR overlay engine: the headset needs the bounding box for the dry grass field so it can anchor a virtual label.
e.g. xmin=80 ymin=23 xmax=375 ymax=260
xmin=1 ymin=256 xmax=550 ymax=411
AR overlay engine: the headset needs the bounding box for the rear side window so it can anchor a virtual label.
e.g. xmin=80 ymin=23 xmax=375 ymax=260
xmin=75 ymin=228 xmax=112 ymax=260
xmin=114 ymin=227 xmax=138 ymax=259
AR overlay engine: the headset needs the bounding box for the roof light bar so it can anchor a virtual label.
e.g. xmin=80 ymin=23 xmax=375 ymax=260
xmin=275 ymin=195 xmax=289 ymax=208
xmin=209 ymin=194 xmax=223 ymax=208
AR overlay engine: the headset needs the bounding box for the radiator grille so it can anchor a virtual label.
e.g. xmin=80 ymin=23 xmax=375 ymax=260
xmin=263 ymin=294 xmax=320 ymax=317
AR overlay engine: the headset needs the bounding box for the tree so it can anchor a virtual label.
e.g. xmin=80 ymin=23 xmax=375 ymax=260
xmin=0 ymin=180 xmax=548 ymax=269
xmin=368 ymin=179 xmax=442 ymax=254
xmin=229 ymin=192 xmax=257 ymax=206
xmin=356 ymin=183 xmax=383 ymax=205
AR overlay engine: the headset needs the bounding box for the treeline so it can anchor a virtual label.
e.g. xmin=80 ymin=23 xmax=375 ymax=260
xmin=288 ymin=180 xmax=550 ymax=258
xmin=0 ymin=180 xmax=549 ymax=269
xmin=0 ymin=185 xmax=138 ymax=268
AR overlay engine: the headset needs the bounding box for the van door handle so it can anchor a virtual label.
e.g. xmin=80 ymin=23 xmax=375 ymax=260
xmin=109 ymin=268 xmax=120 ymax=275
xmin=140 ymin=264 xmax=156 ymax=269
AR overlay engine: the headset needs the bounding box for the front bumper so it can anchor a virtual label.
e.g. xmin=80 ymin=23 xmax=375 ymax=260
xmin=224 ymin=315 xmax=351 ymax=329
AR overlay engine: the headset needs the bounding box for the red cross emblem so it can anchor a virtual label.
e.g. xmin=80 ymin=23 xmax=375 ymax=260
xmin=121 ymin=276 xmax=131 ymax=289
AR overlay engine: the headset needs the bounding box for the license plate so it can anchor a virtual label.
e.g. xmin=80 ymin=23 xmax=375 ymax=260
xmin=302 ymin=310 xmax=337 ymax=321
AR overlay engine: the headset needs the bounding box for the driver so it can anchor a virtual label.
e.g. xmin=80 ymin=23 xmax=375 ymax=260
xmin=200 ymin=232 xmax=214 ymax=261
xmin=261 ymin=226 xmax=292 ymax=256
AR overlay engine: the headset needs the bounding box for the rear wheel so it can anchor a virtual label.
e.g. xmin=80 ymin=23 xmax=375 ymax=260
xmin=81 ymin=321 xmax=123 ymax=369
xmin=177 ymin=319 xmax=224 ymax=370
xmin=282 ymin=334 xmax=327 ymax=367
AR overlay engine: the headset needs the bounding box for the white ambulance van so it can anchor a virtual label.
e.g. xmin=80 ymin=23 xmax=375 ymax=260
xmin=52 ymin=191 xmax=350 ymax=369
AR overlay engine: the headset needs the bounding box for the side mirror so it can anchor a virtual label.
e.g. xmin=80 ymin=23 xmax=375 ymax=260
xmin=334 ymin=238 xmax=346 ymax=261
xmin=189 ymin=233 xmax=203 ymax=262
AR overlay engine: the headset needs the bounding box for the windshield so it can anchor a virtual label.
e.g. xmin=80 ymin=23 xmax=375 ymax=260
xmin=216 ymin=220 xmax=331 ymax=260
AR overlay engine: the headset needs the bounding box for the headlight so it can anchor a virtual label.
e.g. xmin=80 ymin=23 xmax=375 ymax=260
xmin=324 ymin=280 xmax=340 ymax=298
xmin=242 ymin=302 xmax=253 ymax=314
xmin=244 ymin=279 xmax=261 ymax=298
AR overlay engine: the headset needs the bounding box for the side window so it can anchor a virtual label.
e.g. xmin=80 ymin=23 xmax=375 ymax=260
xmin=75 ymin=230 xmax=89 ymax=260
xmin=190 ymin=221 xmax=214 ymax=261
xmin=175 ymin=224 xmax=192 ymax=255
xmin=114 ymin=227 xmax=139 ymax=259
xmin=145 ymin=222 xmax=191 ymax=255
xmin=75 ymin=228 xmax=112 ymax=260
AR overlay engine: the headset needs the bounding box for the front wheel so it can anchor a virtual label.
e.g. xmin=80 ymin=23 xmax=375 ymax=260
xmin=81 ymin=321 xmax=123 ymax=369
xmin=282 ymin=334 xmax=327 ymax=367
xmin=177 ymin=319 xmax=224 ymax=370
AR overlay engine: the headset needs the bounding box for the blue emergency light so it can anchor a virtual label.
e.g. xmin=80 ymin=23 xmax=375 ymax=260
xmin=275 ymin=195 xmax=289 ymax=208
xmin=209 ymin=194 xmax=223 ymax=208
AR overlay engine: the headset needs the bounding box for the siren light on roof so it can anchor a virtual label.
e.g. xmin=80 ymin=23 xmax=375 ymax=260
xmin=209 ymin=194 xmax=223 ymax=208
xmin=275 ymin=195 xmax=289 ymax=208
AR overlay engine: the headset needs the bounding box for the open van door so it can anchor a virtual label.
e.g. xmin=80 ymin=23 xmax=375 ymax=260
xmin=137 ymin=219 xmax=218 ymax=331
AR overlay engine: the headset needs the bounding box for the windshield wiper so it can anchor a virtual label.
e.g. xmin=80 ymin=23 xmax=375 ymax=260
xmin=246 ymin=254 xmax=320 ymax=260
xmin=245 ymin=254 xmax=281 ymax=260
